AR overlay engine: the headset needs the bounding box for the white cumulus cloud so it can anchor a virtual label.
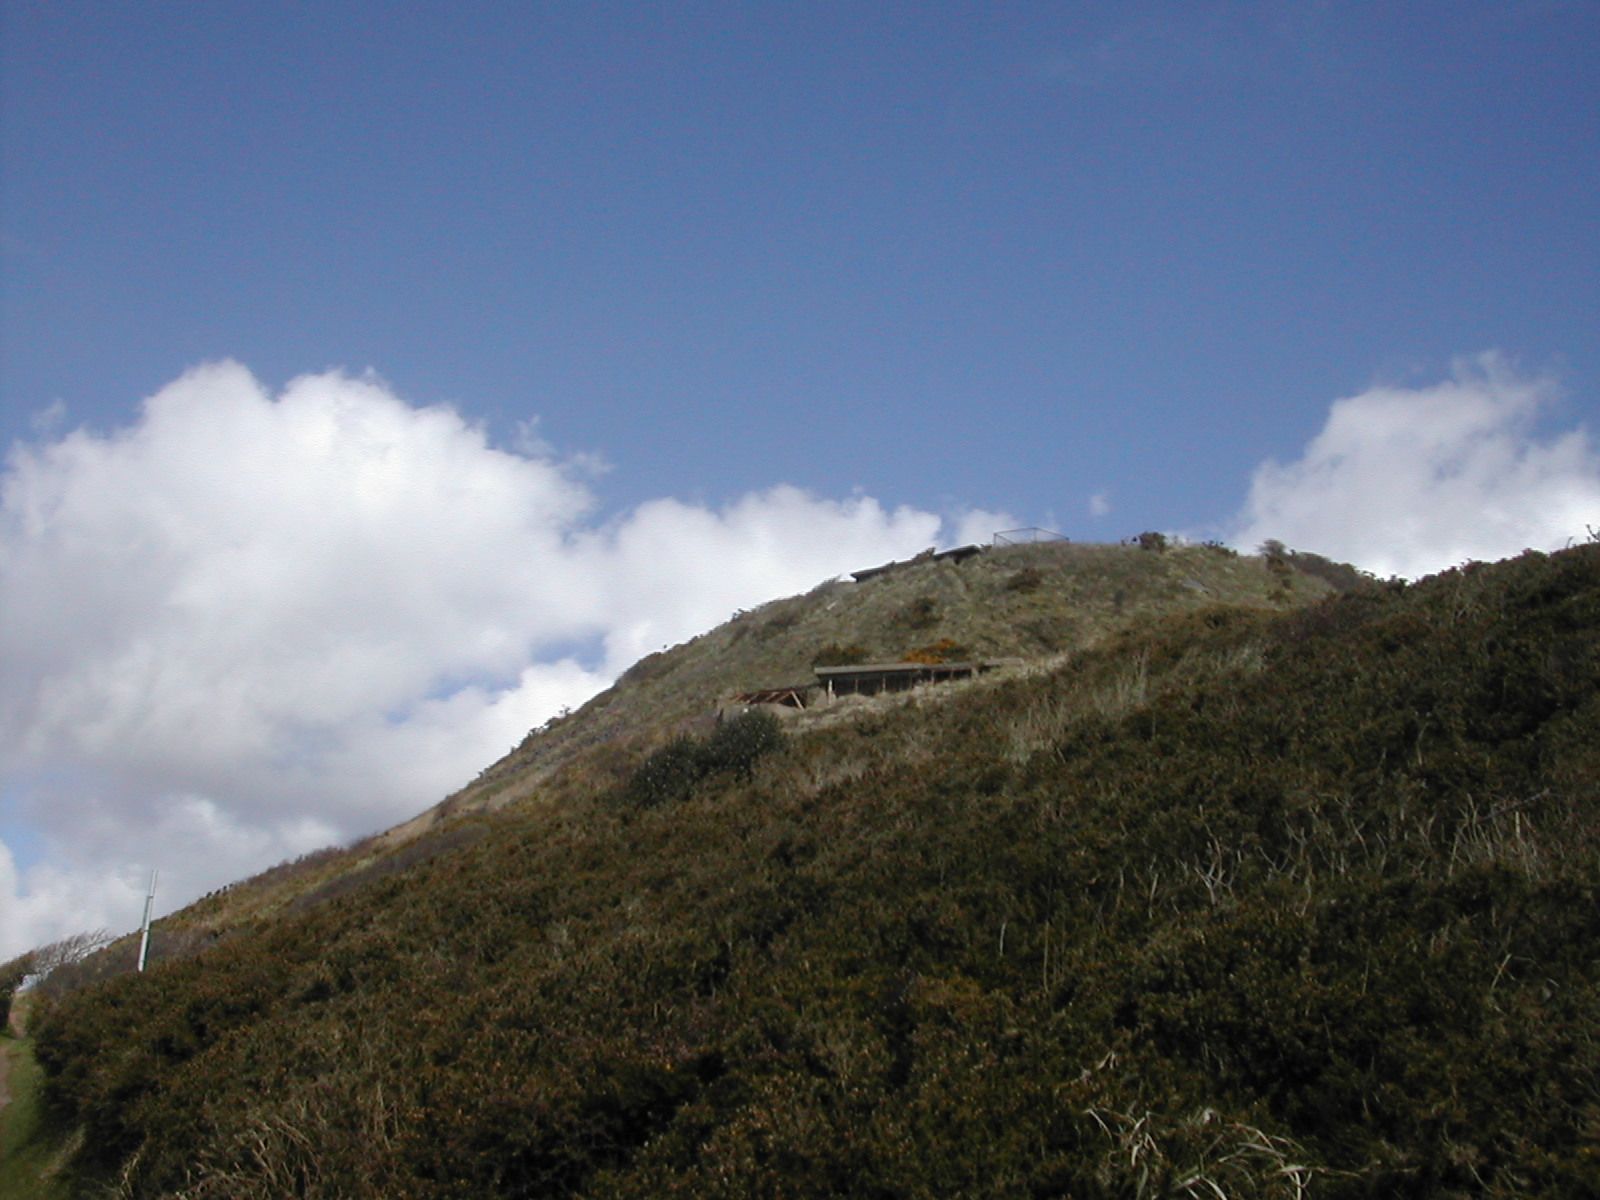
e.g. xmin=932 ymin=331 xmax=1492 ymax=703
xmin=1230 ymin=354 xmax=1600 ymax=579
xmin=0 ymin=362 xmax=958 ymax=956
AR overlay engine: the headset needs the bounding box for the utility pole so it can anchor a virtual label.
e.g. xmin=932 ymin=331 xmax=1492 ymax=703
xmin=136 ymin=869 xmax=158 ymax=972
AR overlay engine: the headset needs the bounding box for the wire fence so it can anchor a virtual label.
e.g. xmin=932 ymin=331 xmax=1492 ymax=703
xmin=993 ymin=527 xmax=1069 ymax=546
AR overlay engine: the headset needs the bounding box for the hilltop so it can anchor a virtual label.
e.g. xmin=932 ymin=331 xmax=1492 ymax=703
xmin=448 ymin=539 xmax=1335 ymax=814
xmin=22 ymin=541 xmax=1600 ymax=1197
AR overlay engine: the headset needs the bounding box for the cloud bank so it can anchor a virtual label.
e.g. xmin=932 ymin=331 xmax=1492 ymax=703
xmin=1230 ymin=354 xmax=1600 ymax=579
xmin=0 ymin=363 xmax=951 ymax=956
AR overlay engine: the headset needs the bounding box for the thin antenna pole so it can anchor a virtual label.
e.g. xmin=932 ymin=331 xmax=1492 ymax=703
xmin=136 ymin=868 xmax=159 ymax=972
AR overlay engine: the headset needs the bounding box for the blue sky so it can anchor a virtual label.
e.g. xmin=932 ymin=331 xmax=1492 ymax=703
xmin=6 ymin=1 xmax=1595 ymax=527
xmin=2 ymin=2 xmax=1598 ymax=953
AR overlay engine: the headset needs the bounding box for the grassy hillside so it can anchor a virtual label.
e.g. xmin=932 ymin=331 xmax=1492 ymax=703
xmin=29 ymin=544 xmax=1600 ymax=1196
xmin=134 ymin=540 xmax=1333 ymax=938
xmin=438 ymin=540 xmax=1334 ymax=818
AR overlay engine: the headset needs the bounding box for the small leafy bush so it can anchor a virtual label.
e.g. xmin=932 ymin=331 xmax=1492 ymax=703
xmin=700 ymin=710 xmax=786 ymax=780
xmin=622 ymin=712 xmax=788 ymax=808
xmin=624 ymin=737 xmax=706 ymax=808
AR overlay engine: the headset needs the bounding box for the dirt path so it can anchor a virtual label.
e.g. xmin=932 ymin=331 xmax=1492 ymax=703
xmin=0 ymin=1003 xmax=22 ymax=1121
xmin=0 ymin=1028 xmax=12 ymax=1121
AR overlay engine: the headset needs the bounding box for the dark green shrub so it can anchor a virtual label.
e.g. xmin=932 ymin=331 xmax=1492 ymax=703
xmin=624 ymin=737 xmax=705 ymax=808
xmin=1258 ymin=538 xmax=1288 ymax=560
xmin=700 ymin=710 xmax=786 ymax=780
xmin=622 ymin=713 xmax=788 ymax=809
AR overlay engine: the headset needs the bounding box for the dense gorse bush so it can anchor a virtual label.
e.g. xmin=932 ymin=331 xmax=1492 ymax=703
xmin=622 ymin=710 xmax=787 ymax=808
xmin=31 ymin=547 xmax=1600 ymax=1198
